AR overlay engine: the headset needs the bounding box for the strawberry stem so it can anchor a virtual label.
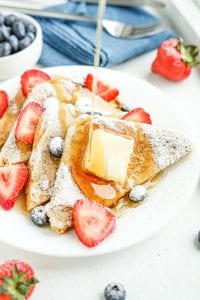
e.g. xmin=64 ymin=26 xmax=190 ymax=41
xmin=177 ymin=38 xmax=200 ymax=67
xmin=0 ymin=264 xmax=38 ymax=300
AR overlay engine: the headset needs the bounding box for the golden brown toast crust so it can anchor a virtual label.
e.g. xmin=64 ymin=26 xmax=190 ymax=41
xmin=0 ymin=90 xmax=25 ymax=149
xmin=67 ymin=116 xmax=160 ymax=208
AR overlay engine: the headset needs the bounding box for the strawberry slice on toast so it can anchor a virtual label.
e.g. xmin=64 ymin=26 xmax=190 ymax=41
xmin=0 ymin=91 xmax=8 ymax=118
xmin=73 ymin=199 xmax=116 ymax=247
xmin=85 ymin=73 xmax=119 ymax=102
xmin=15 ymin=102 xmax=44 ymax=144
xmin=0 ymin=164 xmax=28 ymax=210
xmin=21 ymin=69 xmax=51 ymax=97
xmin=122 ymin=107 xmax=152 ymax=124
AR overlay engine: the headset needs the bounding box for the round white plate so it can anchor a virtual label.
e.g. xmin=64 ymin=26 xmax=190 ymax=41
xmin=0 ymin=66 xmax=199 ymax=257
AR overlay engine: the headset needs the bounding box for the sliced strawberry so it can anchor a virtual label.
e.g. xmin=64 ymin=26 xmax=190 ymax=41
xmin=122 ymin=107 xmax=152 ymax=124
xmin=85 ymin=73 xmax=119 ymax=102
xmin=21 ymin=69 xmax=51 ymax=97
xmin=15 ymin=102 xmax=44 ymax=144
xmin=0 ymin=91 xmax=8 ymax=118
xmin=72 ymin=199 xmax=116 ymax=247
xmin=0 ymin=164 xmax=28 ymax=210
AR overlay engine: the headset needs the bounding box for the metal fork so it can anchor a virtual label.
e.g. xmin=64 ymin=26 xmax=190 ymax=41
xmin=0 ymin=5 xmax=168 ymax=39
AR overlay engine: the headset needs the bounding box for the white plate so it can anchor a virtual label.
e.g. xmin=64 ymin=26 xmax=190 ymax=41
xmin=0 ymin=66 xmax=199 ymax=257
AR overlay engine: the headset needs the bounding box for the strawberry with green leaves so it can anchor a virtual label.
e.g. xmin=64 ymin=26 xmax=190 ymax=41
xmin=0 ymin=259 xmax=38 ymax=300
xmin=152 ymin=38 xmax=200 ymax=81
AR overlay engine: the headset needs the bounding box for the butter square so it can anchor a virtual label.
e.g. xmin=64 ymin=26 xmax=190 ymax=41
xmin=84 ymin=129 xmax=134 ymax=183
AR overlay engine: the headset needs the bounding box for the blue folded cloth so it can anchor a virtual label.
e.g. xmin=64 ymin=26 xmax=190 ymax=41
xmin=37 ymin=2 xmax=175 ymax=67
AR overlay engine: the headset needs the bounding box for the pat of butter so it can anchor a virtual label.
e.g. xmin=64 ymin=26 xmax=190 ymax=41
xmin=84 ymin=129 xmax=134 ymax=183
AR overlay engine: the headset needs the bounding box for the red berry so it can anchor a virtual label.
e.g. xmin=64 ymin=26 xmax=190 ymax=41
xmin=0 ymin=164 xmax=28 ymax=210
xmin=85 ymin=73 xmax=119 ymax=102
xmin=122 ymin=107 xmax=152 ymax=124
xmin=0 ymin=91 xmax=8 ymax=118
xmin=15 ymin=102 xmax=44 ymax=144
xmin=21 ymin=69 xmax=51 ymax=97
xmin=0 ymin=295 xmax=10 ymax=300
xmin=73 ymin=199 xmax=116 ymax=247
xmin=151 ymin=38 xmax=199 ymax=81
xmin=0 ymin=259 xmax=38 ymax=299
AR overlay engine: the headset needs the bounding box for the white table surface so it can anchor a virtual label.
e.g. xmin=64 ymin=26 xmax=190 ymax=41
xmin=1 ymin=1 xmax=200 ymax=299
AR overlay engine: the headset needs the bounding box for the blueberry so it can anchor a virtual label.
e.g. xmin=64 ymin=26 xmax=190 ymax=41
xmin=120 ymin=103 xmax=130 ymax=112
xmin=12 ymin=21 xmax=25 ymax=39
xmin=26 ymin=23 xmax=36 ymax=34
xmin=0 ymin=14 xmax=5 ymax=26
xmin=0 ymin=42 xmax=11 ymax=57
xmin=3 ymin=41 xmax=11 ymax=56
xmin=0 ymin=43 xmax=4 ymax=57
xmin=104 ymin=283 xmax=126 ymax=300
xmin=26 ymin=32 xmax=35 ymax=42
xmin=6 ymin=26 xmax=12 ymax=36
xmin=0 ymin=25 xmax=10 ymax=42
xmin=0 ymin=29 xmax=4 ymax=43
xmin=121 ymin=107 xmax=129 ymax=112
xmin=49 ymin=137 xmax=64 ymax=157
xmin=18 ymin=36 xmax=32 ymax=50
xmin=129 ymin=185 xmax=147 ymax=202
xmin=5 ymin=14 xmax=17 ymax=26
xmin=8 ymin=35 xmax=19 ymax=52
xmin=31 ymin=206 xmax=49 ymax=227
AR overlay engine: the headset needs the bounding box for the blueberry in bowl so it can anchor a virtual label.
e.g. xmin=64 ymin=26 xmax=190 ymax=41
xmin=0 ymin=11 xmax=42 ymax=80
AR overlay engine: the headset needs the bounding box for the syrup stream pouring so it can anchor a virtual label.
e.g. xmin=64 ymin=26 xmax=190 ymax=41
xmin=88 ymin=0 xmax=107 ymax=167
xmin=89 ymin=0 xmax=107 ymax=171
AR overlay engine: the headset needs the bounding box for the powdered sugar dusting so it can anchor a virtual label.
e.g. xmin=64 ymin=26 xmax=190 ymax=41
xmin=9 ymin=97 xmax=18 ymax=114
xmin=42 ymin=97 xmax=61 ymax=134
xmin=27 ymin=82 xmax=56 ymax=105
xmin=0 ymin=82 xmax=57 ymax=165
xmin=64 ymin=80 xmax=76 ymax=94
xmin=28 ymin=97 xmax=62 ymax=175
xmin=0 ymin=124 xmax=21 ymax=164
xmin=93 ymin=115 xmax=137 ymax=133
xmin=76 ymin=97 xmax=92 ymax=114
xmin=140 ymin=124 xmax=193 ymax=169
xmin=39 ymin=179 xmax=49 ymax=191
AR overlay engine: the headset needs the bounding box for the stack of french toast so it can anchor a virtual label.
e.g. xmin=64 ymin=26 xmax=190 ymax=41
xmin=0 ymin=69 xmax=192 ymax=247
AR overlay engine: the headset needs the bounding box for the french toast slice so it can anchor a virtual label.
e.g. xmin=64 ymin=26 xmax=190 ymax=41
xmin=50 ymin=75 xmax=122 ymax=117
xmin=46 ymin=115 xmax=192 ymax=234
xmin=0 ymin=82 xmax=57 ymax=166
xmin=0 ymin=90 xmax=25 ymax=148
xmin=26 ymin=99 xmax=75 ymax=212
xmin=25 ymin=76 xmax=82 ymax=212
xmin=46 ymin=125 xmax=87 ymax=234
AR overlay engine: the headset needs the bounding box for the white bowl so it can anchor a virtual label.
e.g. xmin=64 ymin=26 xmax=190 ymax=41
xmin=0 ymin=11 xmax=43 ymax=81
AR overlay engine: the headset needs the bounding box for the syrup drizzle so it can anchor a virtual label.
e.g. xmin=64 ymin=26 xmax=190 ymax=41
xmin=88 ymin=0 xmax=107 ymax=161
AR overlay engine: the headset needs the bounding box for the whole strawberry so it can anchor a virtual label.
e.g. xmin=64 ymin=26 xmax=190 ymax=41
xmin=152 ymin=38 xmax=199 ymax=81
xmin=0 ymin=259 xmax=38 ymax=299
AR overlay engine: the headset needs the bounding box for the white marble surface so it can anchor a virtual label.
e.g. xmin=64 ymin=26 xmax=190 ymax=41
xmin=1 ymin=1 xmax=200 ymax=299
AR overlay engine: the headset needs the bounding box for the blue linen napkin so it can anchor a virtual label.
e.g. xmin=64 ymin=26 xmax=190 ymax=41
xmin=37 ymin=2 xmax=175 ymax=67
